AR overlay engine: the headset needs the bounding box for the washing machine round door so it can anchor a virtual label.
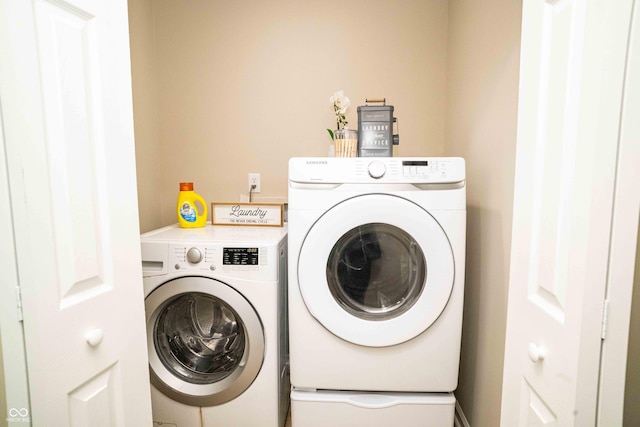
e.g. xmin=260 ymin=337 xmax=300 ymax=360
xmin=145 ymin=276 xmax=264 ymax=407
xmin=297 ymin=194 xmax=454 ymax=347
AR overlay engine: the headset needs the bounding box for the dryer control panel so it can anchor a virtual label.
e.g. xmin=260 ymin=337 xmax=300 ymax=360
xmin=289 ymin=157 xmax=465 ymax=184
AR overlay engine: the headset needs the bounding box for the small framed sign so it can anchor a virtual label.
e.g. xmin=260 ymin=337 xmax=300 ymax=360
xmin=211 ymin=202 xmax=284 ymax=227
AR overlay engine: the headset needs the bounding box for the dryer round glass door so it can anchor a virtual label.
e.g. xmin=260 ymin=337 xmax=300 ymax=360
xmin=326 ymin=222 xmax=426 ymax=321
xmin=297 ymin=194 xmax=454 ymax=347
xmin=145 ymin=276 xmax=264 ymax=407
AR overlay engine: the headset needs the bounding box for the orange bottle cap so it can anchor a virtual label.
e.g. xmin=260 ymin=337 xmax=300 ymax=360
xmin=179 ymin=182 xmax=194 ymax=191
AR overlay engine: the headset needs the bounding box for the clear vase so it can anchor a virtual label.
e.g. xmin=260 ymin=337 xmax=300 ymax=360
xmin=334 ymin=128 xmax=358 ymax=158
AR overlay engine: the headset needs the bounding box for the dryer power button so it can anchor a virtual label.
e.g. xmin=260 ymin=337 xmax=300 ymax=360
xmin=368 ymin=161 xmax=386 ymax=179
xmin=187 ymin=247 xmax=203 ymax=264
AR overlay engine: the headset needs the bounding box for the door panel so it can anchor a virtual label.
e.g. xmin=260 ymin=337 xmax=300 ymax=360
xmin=0 ymin=0 xmax=152 ymax=424
xmin=68 ymin=365 xmax=124 ymax=427
xmin=520 ymin=380 xmax=556 ymax=425
xmin=34 ymin=0 xmax=111 ymax=308
xmin=524 ymin=0 xmax=584 ymax=325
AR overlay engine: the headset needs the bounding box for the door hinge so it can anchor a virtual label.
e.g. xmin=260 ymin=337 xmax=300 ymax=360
xmin=601 ymin=299 xmax=610 ymax=340
xmin=15 ymin=286 xmax=23 ymax=322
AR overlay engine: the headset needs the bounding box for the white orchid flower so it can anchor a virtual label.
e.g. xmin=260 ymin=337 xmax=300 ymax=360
xmin=329 ymin=90 xmax=351 ymax=114
xmin=329 ymin=90 xmax=342 ymax=104
xmin=328 ymin=90 xmax=351 ymax=135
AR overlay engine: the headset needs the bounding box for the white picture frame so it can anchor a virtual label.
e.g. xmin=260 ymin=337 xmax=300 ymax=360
xmin=211 ymin=202 xmax=284 ymax=227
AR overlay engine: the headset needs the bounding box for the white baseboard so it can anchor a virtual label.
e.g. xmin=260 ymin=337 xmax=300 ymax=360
xmin=454 ymin=400 xmax=471 ymax=427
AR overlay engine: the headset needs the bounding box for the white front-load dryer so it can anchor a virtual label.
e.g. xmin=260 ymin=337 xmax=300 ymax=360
xmin=288 ymin=157 xmax=466 ymax=393
xmin=140 ymin=224 xmax=289 ymax=427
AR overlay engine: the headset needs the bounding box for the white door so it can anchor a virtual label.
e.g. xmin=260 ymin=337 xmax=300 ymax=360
xmin=0 ymin=0 xmax=153 ymax=425
xmin=501 ymin=0 xmax=637 ymax=425
xmin=596 ymin=0 xmax=640 ymax=423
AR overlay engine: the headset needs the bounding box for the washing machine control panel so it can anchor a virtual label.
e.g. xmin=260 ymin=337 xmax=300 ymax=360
xmin=168 ymin=243 xmax=272 ymax=276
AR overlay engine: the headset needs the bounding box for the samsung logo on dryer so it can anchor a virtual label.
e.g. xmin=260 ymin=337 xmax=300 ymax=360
xmin=306 ymin=160 xmax=328 ymax=165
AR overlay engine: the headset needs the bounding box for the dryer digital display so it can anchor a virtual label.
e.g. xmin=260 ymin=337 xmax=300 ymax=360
xmin=223 ymin=247 xmax=259 ymax=265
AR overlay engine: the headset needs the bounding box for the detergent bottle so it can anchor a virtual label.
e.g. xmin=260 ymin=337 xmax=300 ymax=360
xmin=177 ymin=182 xmax=207 ymax=228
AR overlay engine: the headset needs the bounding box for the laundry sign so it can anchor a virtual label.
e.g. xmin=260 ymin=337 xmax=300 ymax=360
xmin=211 ymin=202 xmax=284 ymax=227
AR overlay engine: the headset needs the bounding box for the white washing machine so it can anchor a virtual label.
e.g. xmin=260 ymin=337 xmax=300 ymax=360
xmin=140 ymin=224 xmax=289 ymax=427
xmin=288 ymin=157 xmax=465 ymax=425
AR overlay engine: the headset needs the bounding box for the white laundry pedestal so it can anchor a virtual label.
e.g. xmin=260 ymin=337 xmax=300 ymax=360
xmin=290 ymin=389 xmax=455 ymax=427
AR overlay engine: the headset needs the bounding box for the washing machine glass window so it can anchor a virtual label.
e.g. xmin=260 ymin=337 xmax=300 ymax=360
xmin=326 ymin=223 xmax=426 ymax=321
xmin=145 ymin=276 xmax=265 ymax=407
xmin=154 ymin=292 xmax=245 ymax=384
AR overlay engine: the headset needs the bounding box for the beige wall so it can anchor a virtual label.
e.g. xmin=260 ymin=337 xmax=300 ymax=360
xmin=130 ymin=0 xmax=448 ymax=230
xmin=128 ymin=2 xmax=640 ymax=425
xmin=129 ymin=0 xmax=163 ymax=233
xmin=445 ymin=1 xmax=521 ymax=426
xmin=128 ymin=0 xmax=520 ymax=423
xmin=625 ymin=225 xmax=640 ymax=425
